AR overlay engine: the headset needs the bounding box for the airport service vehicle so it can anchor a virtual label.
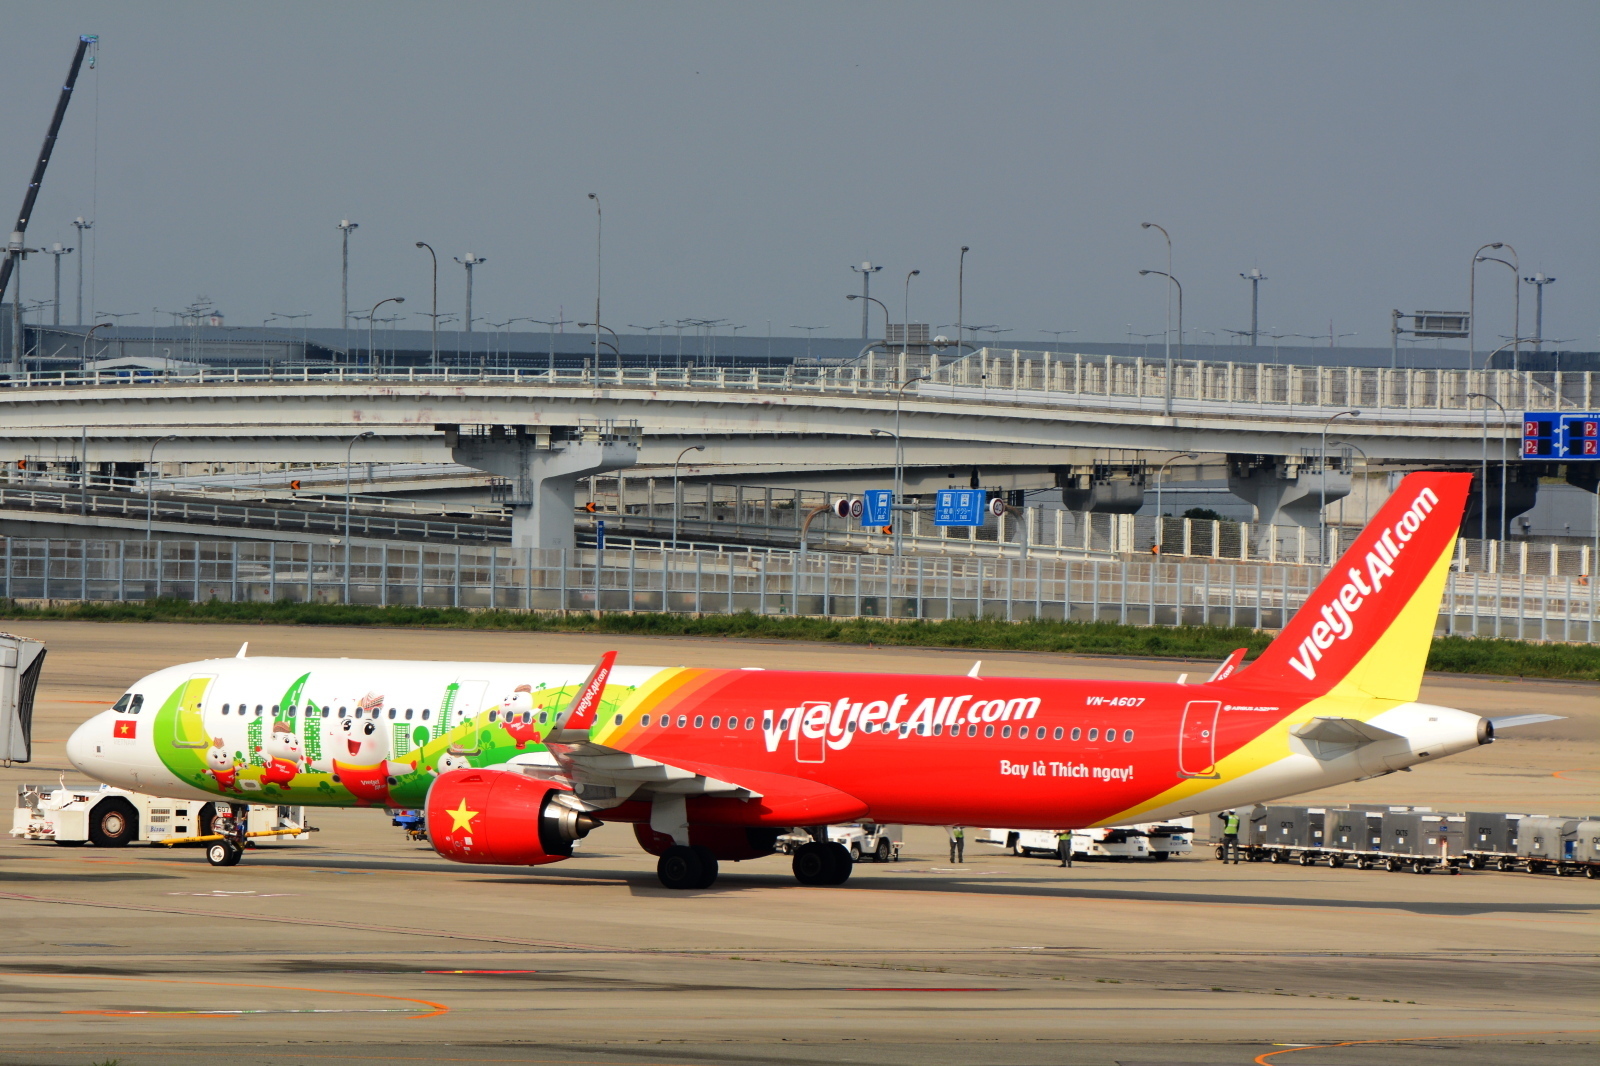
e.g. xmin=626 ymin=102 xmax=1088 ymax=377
xmin=982 ymin=826 xmax=1150 ymax=860
xmin=775 ymin=823 xmax=903 ymax=861
xmin=63 ymin=473 xmax=1553 ymax=890
xmin=11 ymin=782 xmax=310 ymax=859
xmin=1141 ymin=821 xmax=1193 ymax=859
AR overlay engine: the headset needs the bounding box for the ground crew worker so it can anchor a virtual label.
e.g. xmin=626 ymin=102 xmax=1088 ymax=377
xmin=1221 ymin=809 xmax=1241 ymax=864
xmin=1057 ymin=829 xmax=1074 ymax=867
xmin=949 ymin=826 xmax=965 ymax=863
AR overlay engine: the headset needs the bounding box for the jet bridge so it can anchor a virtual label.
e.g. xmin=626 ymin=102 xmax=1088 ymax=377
xmin=0 ymin=632 xmax=46 ymax=765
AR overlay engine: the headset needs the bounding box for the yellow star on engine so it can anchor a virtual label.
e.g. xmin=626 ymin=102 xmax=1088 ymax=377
xmin=445 ymin=798 xmax=478 ymax=833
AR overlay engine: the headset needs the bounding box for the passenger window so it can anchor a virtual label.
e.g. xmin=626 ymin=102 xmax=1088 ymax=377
xmin=272 ymin=705 xmax=280 ymax=716
xmin=710 ymin=716 xmax=721 ymax=729
xmin=323 ymin=708 xmax=332 ymax=718
xmin=967 ymin=724 xmax=977 ymax=737
xmin=744 ymin=717 xmax=754 ymax=730
xmin=1123 ymin=729 xmax=1134 ymax=742
xmin=984 ymin=725 xmax=995 ymax=738
xmin=1001 ymin=726 xmax=1011 ymax=738
xmin=404 ymin=709 xmax=413 ymax=720
xmin=693 ymin=716 xmax=704 ymax=729
xmin=1016 ymin=726 xmax=1027 ymax=739
xmin=1088 ymin=728 xmax=1099 ymax=741
xmin=388 ymin=708 xmax=397 ymax=720
xmin=339 ymin=707 xmax=348 ymax=718
xmin=763 ymin=717 xmax=772 ymax=730
xmin=1053 ymin=727 xmax=1064 ymax=740
xmin=1106 ymin=729 xmax=1116 ymax=744
xmin=642 ymin=715 xmax=652 ymax=726
xmin=1071 ymin=727 xmax=1081 ymax=741
xmin=613 ymin=714 xmax=623 ymax=726
xmin=932 ymin=723 xmax=942 ymax=735
xmin=221 ymin=703 xmax=230 ymax=715
xmin=916 ymin=723 xmax=926 ymax=735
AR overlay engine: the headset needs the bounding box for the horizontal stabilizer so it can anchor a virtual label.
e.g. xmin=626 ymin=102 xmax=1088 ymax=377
xmin=1292 ymin=716 xmax=1403 ymax=747
xmin=1488 ymin=713 xmax=1565 ymax=730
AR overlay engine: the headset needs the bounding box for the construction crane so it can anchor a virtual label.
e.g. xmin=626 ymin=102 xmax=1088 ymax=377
xmin=3 ymin=34 xmax=97 ymax=369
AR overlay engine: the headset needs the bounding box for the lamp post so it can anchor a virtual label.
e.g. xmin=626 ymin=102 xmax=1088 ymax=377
xmin=851 ymin=262 xmax=883 ymax=339
xmin=846 ymin=294 xmax=891 ymax=344
xmin=1468 ymin=392 xmax=1511 ymax=550
xmin=71 ymin=217 xmax=91 ymax=323
xmin=956 ymin=246 xmax=969 ymax=372
xmin=415 ymin=242 xmax=439 ymax=369
xmin=45 ymin=243 xmax=72 ymax=326
xmin=453 ymin=254 xmax=485 ymax=332
xmin=1523 ymin=273 xmax=1556 ymax=353
xmin=365 ymin=296 xmax=404 ymax=371
xmin=1042 ymin=330 xmax=1077 ymax=352
xmin=588 ymin=193 xmax=602 ymax=367
xmin=577 ymin=322 xmax=622 ymax=372
xmin=145 ymin=434 xmax=177 ymax=539
xmin=671 ymin=445 xmax=705 ymax=549
xmin=1320 ymin=409 xmax=1360 ymax=566
xmin=902 ymin=269 xmax=921 ymax=355
xmin=1239 ymin=268 xmax=1266 ymax=345
xmin=1475 ymin=251 xmax=1521 ymax=369
xmin=1153 ymin=453 xmax=1197 ymax=553
xmin=1138 ymin=269 xmax=1182 ymax=415
xmin=1468 ymin=241 xmax=1506 ymax=370
xmin=1141 ymin=222 xmax=1172 ymax=385
xmin=338 ymin=220 xmax=359 ymax=329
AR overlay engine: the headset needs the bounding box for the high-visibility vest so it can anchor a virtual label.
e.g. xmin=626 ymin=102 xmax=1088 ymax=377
xmin=1224 ymin=814 xmax=1240 ymax=834
xmin=952 ymin=827 xmax=964 ymax=839
xmin=1057 ymin=831 xmax=1072 ymax=842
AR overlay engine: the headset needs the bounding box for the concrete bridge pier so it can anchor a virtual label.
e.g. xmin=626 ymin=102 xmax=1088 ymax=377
xmin=1462 ymin=465 xmax=1541 ymax=539
xmin=1227 ymin=455 xmax=1350 ymax=528
xmin=1058 ymin=464 xmax=1147 ymax=513
xmin=446 ymin=423 xmax=638 ymax=551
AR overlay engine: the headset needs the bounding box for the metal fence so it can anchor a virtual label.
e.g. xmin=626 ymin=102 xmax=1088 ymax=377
xmin=3 ymin=538 xmax=1593 ymax=643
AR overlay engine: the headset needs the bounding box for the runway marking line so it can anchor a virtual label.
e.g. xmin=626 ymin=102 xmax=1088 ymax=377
xmin=1253 ymin=1027 xmax=1600 ymax=1064
xmin=0 ymin=972 xmax=448 ymax=1020
xmin=1552 ymin=767 xmax=1597 ymax=782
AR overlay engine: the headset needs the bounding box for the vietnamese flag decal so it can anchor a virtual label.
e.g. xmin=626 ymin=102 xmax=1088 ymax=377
xmin=113 ymin=719 xmax=137 ymax=739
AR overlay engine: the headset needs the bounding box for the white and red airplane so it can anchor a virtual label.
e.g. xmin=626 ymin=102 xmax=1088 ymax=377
xmin=66 ymin=471 xmax=1545 ymax=888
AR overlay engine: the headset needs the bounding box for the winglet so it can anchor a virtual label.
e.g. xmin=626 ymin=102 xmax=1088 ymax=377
xmin=236 ymin=642 xmax=249 ymax=659
xmin=1207 ymin=647 xmax=1247 ymax=683
xmin=551 ymin=651 xmax=618 ymax=736
xmin=967 ymin=661 xmax=982 ymax=679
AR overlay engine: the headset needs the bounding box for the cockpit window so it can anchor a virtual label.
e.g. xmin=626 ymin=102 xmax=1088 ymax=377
xmin=112 ymin=693 xmax=131 ymax=712
xmin=131 ymin=694 xmax=144 ymax=714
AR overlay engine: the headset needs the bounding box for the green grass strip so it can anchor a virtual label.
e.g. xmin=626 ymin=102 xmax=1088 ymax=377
xmin=1 ymin=598 xmax=1595 ymax=681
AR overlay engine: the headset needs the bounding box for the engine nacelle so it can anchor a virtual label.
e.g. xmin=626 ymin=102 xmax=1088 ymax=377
xmin=426 ymin=769 xmax=597 ymax=866
xmin=633 ymin=823 xmax=781 ymax=862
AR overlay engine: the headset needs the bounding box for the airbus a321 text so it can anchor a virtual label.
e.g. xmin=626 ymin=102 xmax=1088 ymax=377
xmin=65 ymin=473 xmax=1553 ymax=888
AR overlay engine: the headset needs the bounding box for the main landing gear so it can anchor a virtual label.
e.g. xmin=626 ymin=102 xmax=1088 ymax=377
xmin=657 ymin=845 xmax=719 ymax=890
xmin=792 ymin=841 xmax=853 ymax=886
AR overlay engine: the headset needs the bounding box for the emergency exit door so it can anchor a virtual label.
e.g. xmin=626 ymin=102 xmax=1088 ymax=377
xmin=1178 ymin=700 xmax=1221 ymax=778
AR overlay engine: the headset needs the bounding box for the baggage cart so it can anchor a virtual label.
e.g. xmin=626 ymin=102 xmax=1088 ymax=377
xmin=1465 ymin=812 xmax=1523 ymax=870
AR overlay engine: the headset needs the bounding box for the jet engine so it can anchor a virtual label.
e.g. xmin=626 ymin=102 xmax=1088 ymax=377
xmin=425 ymin=769 xmax=598 ymax=865
xmin=633 ymin=823 xmax=781 ymax=862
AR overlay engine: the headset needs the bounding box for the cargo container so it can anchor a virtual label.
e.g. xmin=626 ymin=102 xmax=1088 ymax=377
xmin=1322 ymin=809 xmax=1383 ymax=868
xmin=1465 ymin=812 xmax=1523 ymax=870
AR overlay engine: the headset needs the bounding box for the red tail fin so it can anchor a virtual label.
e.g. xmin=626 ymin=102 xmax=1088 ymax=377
xmin=1239 ymin=472 xmax=1471 ymax=702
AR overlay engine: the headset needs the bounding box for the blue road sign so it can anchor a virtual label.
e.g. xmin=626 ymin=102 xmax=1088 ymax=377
xmin=1524 ymin=411 xmax=1600 ymax=459
xmin=596 ymin=519 xmax=606 ymax=551
xmin=1561 ymin=413 xmax=1600 ymax=459
xmin=934 ymin=489 xmax=986 ymax=526
xmin=861 ymin=489 xmax=893 ymax=526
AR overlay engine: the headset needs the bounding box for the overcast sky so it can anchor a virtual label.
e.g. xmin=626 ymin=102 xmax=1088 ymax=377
xmin=4 ymin=2 xmax=1595 ymax=350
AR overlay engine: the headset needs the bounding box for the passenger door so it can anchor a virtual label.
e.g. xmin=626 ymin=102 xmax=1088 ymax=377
xmin=1178 ymin=700 xmax=1221 ymax=778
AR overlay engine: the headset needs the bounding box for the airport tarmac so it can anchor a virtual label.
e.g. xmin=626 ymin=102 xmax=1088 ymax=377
xmin=1 ymin=620 xmax=1595 ymax=1066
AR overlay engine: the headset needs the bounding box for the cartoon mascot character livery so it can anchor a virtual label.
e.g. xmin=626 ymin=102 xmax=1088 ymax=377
xmin=259 ymin=721 xmax=304 ymax=787
xmin=310 ymin=693 xmax=412 ymax=805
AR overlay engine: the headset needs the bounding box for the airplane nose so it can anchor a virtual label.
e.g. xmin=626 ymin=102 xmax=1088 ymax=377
xmin=65 ymin=715 xmax=100 ymax=774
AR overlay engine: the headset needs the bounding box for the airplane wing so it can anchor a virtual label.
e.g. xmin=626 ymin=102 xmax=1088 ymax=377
xmin=1291 ymin=716 xmax=1404 ymax=746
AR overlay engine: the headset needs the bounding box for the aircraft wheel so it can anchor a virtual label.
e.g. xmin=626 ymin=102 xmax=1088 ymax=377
xmin=206 ymin=841 xmax=242 ymax=867
xmin=792 ymin=842 xmax=833 ymax=885
xmin=89 ymin=799 xmax=138 ymax=848
xmin=824 ymin=842 xmax=854 ymax=885
xmin=876 ymin=838 xmax=892 ymax=863
xmin=689 ymin=845 xmax=719 ymax=888
xmin=656 ymin=845 xmax=706 ymax=890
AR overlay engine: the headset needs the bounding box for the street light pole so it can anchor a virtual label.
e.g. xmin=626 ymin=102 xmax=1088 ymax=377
xmin=956 ymin=246 xmax=969 ymax=374
xmin=343 ymin=430 xmax=376 ymax=601
xmin=338 ymin=220 xmax=359 ymax=330
xmin=1320 ymin=409 xmax=1360 ymax=566
xmin=671 ymin=445 xmax=705 ymax=549
xmin=453 ymin=254 xmax=486 ymax=333
xmin=1141 ymin=222 xmax=1172 ymax=386
xmin=1468 ymin=392 xmax=1511 ymax=549
xmin=1468 ymin=241 xmax=1503 ymax=370
xmin=366 ymin=296 xmax=404 ymax=371
xmin=1138 ymin=269 xmax=1182 ymax=416
xmin=1240 ymin=268 xmax=1266 ymax=346
xmin=1523 ymin=274 xmax=1556 ymax=354
xmin=415 ymin=242 xmax=439 ymax=370
xmin=851 ymin=262 xmax=883 ymax=339
xmin=588 ymin=193 xmax=602 ymax=368
xmin=1153 ymin=453 xmax=1197 ymax=553
xmin=45 ymin=243 xmax=72 ymax=326
xmin=1476 ymin=250 xmax=1521 ymax=369
xmin=145 ymin=434 xmax=177 ymax=539
xmin=902 ymin=269 xmax=920 ymax=356
xmin=846 ymin=294 xmax=891 ymax=343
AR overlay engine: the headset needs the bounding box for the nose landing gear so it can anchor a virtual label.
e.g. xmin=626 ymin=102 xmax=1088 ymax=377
xmin=205 ymin=802 xmax=249 ymax=867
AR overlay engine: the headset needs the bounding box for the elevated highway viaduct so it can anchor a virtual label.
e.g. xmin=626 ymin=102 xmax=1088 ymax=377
xmin=0 ymin=358 xmax=1575 ymax=546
